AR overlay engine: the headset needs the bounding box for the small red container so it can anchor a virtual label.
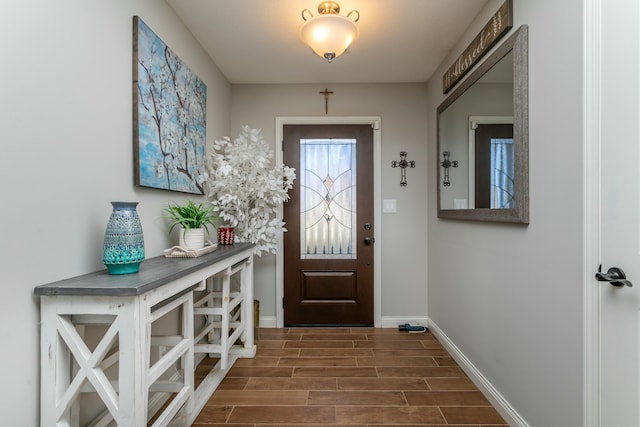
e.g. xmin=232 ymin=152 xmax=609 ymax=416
xmin=217 ymin=226 xmax=235 ymax=245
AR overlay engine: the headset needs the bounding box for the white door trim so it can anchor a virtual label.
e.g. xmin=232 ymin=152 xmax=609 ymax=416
xmin=583 ymin=0 xmax=602 ymax=424
xmin=275 ymin=116 xmax=382 ymax=328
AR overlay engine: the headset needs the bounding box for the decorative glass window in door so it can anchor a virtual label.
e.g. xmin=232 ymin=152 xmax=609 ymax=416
xmin=300 ymin=139 xmax=357 ymax=259
xmin=490 ymin=137 xmax=515 ymax=208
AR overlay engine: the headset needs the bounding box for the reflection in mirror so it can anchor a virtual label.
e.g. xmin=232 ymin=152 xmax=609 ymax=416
xmin=470 ymin=116 xmax=514 ymax=209
xmin=437 ymin=25 xmax=528 ymax=223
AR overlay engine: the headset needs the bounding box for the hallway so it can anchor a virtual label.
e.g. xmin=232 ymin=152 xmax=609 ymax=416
xmin=192 ymin=327 xmax=508 ymax=426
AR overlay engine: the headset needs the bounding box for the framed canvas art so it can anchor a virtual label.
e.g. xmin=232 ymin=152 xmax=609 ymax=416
xmin=133 ymin=16 xmax=207 ymax=194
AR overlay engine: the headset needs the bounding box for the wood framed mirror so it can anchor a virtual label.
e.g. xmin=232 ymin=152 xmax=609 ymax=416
xmin=437 ymin=25 xmax=528 ymax=223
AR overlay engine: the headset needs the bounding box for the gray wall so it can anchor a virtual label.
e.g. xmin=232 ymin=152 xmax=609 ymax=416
xmin=426 ymin=0 xmax=584 ymax=425
xmin=229 ymin=84 xmax=429 ymax=322
xmin=0 ymin=1 xmax=231 ymax=423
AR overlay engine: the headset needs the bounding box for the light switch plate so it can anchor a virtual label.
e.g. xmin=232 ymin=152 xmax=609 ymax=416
xmin=454 ymin=199 xmax=468 ymax=209
xmin=383 ymin=199 xmax=397 ymax=213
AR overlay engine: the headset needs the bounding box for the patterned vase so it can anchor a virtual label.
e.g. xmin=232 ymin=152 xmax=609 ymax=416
xmin=103 ymin=201 xmax=145 ymax=275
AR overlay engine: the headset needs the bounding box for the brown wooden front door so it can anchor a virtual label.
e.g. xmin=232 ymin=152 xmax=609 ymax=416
xmin=283 ymin=124 xmax=374 ymax=326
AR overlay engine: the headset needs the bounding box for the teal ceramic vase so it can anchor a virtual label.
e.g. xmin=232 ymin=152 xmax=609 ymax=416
xmin=102 ymin=201 xmax=145 ymax=274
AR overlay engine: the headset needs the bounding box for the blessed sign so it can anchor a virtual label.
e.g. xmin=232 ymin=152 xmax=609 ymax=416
xmin=442 ymin=0 xmax=513 ymax=93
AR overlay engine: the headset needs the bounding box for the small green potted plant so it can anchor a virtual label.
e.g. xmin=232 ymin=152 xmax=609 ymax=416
xmin=164 ymin=200 xmax=220 ymax=250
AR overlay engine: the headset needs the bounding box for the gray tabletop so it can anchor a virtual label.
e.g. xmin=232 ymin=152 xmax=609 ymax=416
xmin=34 ymin=243 xmax=255 ymax=297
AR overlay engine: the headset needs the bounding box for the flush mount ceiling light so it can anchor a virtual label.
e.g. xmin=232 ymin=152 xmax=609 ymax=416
xmin=300 ymin=1 xmax=360 ymax=63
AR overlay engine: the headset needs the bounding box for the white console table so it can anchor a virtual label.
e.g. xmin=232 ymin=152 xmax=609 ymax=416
xmin=35 ymin=243 xmax=256 ymax=427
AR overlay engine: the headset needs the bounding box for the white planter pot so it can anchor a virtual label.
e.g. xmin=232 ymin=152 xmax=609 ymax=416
xmin=179 ymin=227 xmax=205 ymax=250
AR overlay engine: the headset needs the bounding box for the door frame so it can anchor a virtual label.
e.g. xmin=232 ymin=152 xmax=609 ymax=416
xmin=583 ymin=0 xmax=601 ymax=424
xmin=275 ymin=116 xmax=382 ymax=328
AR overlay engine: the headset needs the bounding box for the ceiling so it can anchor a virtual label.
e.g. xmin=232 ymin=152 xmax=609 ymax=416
xmin=166 ymin=0 xmax=491 ymax=85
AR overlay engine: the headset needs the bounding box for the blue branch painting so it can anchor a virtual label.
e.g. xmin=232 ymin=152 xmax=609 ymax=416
xmin=133 ymin=16 xmax=207 ymax=194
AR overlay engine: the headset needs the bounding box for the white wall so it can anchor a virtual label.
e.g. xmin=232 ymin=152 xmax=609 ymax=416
xmin=426 ymin=0 xmax=584 ymax=425
xmin=229 ymin=84 xmax=429 ymax=322
xmin=0 ymin=1 xmax=231 ymax=423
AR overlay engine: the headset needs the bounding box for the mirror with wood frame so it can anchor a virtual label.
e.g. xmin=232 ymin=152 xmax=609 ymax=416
xmin=437 ymin=25 xmax=528 ymax=223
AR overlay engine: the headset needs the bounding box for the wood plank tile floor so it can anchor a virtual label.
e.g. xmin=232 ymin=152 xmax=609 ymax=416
xmin=192 ymin=328 xmax=509 ymax=426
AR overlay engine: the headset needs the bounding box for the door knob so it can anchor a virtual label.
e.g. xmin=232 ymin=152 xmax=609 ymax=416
xmin=364 ymin=237 xmax=373 ymax=245
xmin=595 ymin=266 xmax=633 ymax=287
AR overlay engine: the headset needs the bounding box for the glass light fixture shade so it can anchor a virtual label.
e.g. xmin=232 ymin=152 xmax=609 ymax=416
xmin=300 ymin=14 xmax=359 ymax=62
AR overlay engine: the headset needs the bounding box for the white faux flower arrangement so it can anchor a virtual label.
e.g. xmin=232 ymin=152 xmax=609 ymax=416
xmin=206 ymin=126 xmax=296 ymax=256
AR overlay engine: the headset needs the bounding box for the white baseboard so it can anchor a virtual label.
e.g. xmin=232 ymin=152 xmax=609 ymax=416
xmin=258 ymin=316 xmax=277 ymax=328
xmin=427 ymin=318 xmax=530 ymax=427
xmin=257 ymin=316 xmax=428 ymax=329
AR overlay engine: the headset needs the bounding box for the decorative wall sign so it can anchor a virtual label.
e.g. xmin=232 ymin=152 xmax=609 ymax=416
xmin=133 ymin=16 xmax=207 ymax=194
xmin=442 ymin=0 xmax=512 ymax=94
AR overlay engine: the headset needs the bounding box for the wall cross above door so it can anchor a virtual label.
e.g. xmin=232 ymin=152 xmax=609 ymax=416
xmin=319 ymin=88 xmax=334 ymax=114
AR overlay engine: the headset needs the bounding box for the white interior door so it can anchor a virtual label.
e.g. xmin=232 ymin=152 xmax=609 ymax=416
xmin=599 ymin=0 xmax=640 ymax=425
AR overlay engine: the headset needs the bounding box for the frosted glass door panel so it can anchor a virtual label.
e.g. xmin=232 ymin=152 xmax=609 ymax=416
xmin=300 ymin=139 xmax=357 ymax=259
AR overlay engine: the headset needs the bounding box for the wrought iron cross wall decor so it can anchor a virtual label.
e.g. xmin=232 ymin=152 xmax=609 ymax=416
xmin=391 ymin=151 xmax=415 ymax=187
xmin=440 ymin=151 xmax=458 ymax=186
